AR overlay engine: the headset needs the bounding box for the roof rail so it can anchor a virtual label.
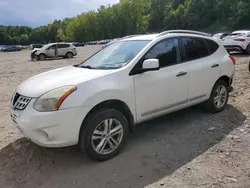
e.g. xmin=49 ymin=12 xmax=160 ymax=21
xmin=121 ymin=34 xmax=141 ymax=39
xmin=157 ymin=30 xmax=211 ymax=37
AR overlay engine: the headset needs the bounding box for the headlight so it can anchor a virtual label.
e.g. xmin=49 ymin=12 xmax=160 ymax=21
xmin=34 ymin=86 xmax=77 ymax=112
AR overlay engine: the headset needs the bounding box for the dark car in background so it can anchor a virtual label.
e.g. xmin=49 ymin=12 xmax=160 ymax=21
xmin=72 ymin=42 xmax=85 ymax=47
xmin=3 ymin=46 xmax=21 ymax=52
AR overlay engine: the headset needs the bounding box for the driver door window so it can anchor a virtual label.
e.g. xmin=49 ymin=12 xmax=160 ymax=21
xmin=144 ymin=38 xmax=181 ymax=68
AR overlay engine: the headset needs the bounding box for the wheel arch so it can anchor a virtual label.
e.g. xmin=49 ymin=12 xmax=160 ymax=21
xmin=78 ymin=99 xmax=135 ymax=143
xmin=66 ymin=51 xmax=73 ymax=55
xmin=38 ymin=53 xmax=47 ymax=57
xmin=217 ymin=75 xmax=231 ymax=86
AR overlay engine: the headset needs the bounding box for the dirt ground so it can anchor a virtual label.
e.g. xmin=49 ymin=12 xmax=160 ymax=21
xmin=0 ymin=46 xmax=250 ymax=188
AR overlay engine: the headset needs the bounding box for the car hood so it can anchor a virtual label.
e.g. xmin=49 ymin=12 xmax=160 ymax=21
xmin=31 ymin=48 xmax=42 ymax=53
xmin=16 ymin=66 xmax=114 ymax=97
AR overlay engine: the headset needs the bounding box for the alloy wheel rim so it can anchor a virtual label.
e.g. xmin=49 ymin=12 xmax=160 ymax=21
xmin=91 ymin=118 xmax=124 ymax=155
xmin=214 ymin=85 xmax=227 ymax=109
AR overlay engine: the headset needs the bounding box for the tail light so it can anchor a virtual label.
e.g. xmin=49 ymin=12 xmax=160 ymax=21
xmin=234 ymin=38 xmax=246 ymax=42
xmin=229 ymin=55 xmax=236 ymax=65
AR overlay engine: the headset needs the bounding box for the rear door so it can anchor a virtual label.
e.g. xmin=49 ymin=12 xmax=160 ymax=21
xmin=180 ymin=37 xmax=221 ymax=104
xmin=58 ymin=44 xmax=70 ymax=56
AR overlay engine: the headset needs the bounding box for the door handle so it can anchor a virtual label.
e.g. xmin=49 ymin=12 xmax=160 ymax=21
xmin=211 ymin=64 xmax=219 ymax=68
xmin=176 ymin=71 xmax=187 ymax=77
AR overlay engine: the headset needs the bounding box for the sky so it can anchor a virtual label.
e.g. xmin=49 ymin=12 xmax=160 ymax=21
xmin=0 ymin=0 xmax=119 ymax=28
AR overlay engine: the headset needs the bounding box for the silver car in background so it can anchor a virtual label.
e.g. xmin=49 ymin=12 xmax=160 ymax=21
xmin=31 ymin=43 xmax=77 ymax=61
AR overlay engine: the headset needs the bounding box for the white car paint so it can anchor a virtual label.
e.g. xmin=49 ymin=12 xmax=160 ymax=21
xmin=10 ymin=31 xmax=235 ymax=148
xmin=222 ymin=30 xmax=250 ymax=52
xmin=32 ymin=43 xmax=77 ymax=58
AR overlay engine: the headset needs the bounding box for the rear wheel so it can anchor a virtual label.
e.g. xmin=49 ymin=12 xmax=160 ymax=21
xmin=66 ymin=52 xmax=73 ymax=58
xmin=204 ymin=80 xmax=229 ymax=113
xmin=38 ymin=54 xmax=46 ymax=61
xmin=79 ymin=109 xmax=128 ymax=161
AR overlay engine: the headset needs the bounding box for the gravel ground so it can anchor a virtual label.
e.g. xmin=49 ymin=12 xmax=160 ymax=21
xmin=0 ymin=47 xmax=250 ymax=188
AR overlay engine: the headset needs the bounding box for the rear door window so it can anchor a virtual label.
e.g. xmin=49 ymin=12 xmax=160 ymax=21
xmin=181 ymin=37 xmax=209 ymax=61
xmin=205 ymin=39 xmax=219 ymax=54
xmin=58 ymin=44 xmax=70 ymax=48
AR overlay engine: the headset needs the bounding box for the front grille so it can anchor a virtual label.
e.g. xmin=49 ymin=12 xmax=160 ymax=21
xmin=11 ymin=93 xmax=31 ymax=110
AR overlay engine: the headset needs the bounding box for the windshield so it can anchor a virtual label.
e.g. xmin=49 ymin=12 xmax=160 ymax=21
xmin=79 ymin=40 xmax=150 ymax=69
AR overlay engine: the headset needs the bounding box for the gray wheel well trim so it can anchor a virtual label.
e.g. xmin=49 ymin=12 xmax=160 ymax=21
xmin=39 ymin=53 xmax=47 ymax=57
xmin=78 ymin=99 xmax=135 ymax=142
xmin=218 ymin=75 xmax=231 ymax=86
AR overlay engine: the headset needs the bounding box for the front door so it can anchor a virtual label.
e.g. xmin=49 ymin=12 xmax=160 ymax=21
xmin=47 ymin=44 xmax=57 ymax=57
xmin=133 ymin=38 xmax=189 ymax=122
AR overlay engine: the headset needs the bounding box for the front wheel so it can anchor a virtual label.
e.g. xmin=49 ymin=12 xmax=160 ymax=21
xmin=79 ymin=109 xmax=128 ymax=161
xmin=204 ymin=80 xmax=229 ymax=113
xmin=38 ymin=54 xmax=46 ymax=61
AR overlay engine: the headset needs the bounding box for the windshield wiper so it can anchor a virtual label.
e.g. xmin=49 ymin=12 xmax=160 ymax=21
xmin=80 ymin=65 xmax=94 ymax=69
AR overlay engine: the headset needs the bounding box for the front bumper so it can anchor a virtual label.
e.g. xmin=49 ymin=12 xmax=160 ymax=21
xmin=10 ymin=99 xmax=91 ymax=148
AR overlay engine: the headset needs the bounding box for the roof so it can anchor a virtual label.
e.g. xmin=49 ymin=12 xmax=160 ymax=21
xmin=121 ymin=30 xmax=211 ymax=41
xmin=122 ymin=34 xmax=159 ymax=41
xmin=232 ymin=30 xmax=250 ymax=34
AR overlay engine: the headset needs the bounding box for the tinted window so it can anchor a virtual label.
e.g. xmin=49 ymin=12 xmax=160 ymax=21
xmin=144 ymin=38 xmax=180 ymax=68
xmin=181 ymin=37 xmax=209 ymax=61
xmin=206 ymin=39 xmax=219 ymax=54
xmin=58 ymin=44 xmax=70 ymax=48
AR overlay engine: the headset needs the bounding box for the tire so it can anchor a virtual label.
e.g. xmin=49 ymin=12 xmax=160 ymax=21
xmin=66 ymin=52 xmax=73 ymax=58
xmin=204 ymin=80 xmax=229 ymax=113
xmin=79 ymin=109 xmax=129 ymax=161
xmin=38 ymin=54 xmax=46 ymax=61
xmin=248 ymin=61 xmax=250 ymax=72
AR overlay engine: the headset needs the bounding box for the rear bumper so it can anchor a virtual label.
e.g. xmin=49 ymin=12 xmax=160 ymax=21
xmin=228 ymin=86 xmax=234 ymax=93
xmin=229 ymin=77 xmax=234 ymax=93
xmin=224 ymin=45 xmax=244 ymax=52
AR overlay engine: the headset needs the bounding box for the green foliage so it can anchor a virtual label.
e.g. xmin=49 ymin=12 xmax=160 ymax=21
xmin=1 ymin=0 xmax=250 ymax=45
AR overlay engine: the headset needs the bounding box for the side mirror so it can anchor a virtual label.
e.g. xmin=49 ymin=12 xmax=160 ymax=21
xmin=142 ymin=59 xmax=160 ymax=72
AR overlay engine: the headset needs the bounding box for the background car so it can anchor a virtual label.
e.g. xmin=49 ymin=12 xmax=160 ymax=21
xmin=72 ymin=42 xmax=85 ymax=47
xmin=31 ymin=42 xmax=77 ymax=61
xmin=222 ymin=30 xmax=250 ymax=54
xmin=212 ymin=32 xmax=230 ymax=39
xmin=3 ymin=46 xmax=21 ymax=52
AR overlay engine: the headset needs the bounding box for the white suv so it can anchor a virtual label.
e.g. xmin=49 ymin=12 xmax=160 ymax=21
xmin=222 ymin=30 xmax=250 ymax=54
xmin=10 ymin=30 xmax=235 ymax=161
xmin=31 ymin=43 xmax=77 ymax=61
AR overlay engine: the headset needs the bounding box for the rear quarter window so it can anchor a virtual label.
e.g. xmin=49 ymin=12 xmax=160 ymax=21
xmin=181 ymin=37 xmax=209 ymax=61
xmin=205 ymin=39 xmax=219 ymax=54
xmin=58 ymin=44 xmax=70 ymax=48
